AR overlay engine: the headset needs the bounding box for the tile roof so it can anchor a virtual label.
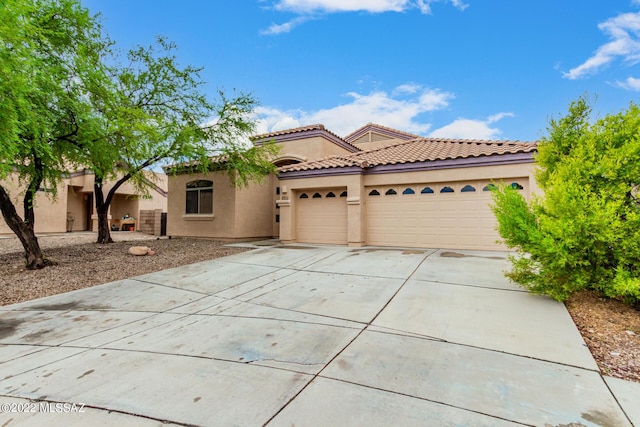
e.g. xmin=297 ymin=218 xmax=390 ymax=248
xmin=344 ymin=123 xmax=421 ymax=142
xmin=251 ymin=124 xmax=329 ymax=140
xmin=251 ymin=123 xmax=360 ymax=152
xmin=279 ymin=137 xmax=537 ymax=173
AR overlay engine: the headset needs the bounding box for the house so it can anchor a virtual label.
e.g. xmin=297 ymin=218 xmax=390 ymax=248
xmin=0 ymin=169 xmax=168 ymax=235
xmin=165 ymin=123 xmax=538 ymax=250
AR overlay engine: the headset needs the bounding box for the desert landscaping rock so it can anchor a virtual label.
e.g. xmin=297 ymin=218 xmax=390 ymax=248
xmin=129 ymin=246 xmax=152 ymax=256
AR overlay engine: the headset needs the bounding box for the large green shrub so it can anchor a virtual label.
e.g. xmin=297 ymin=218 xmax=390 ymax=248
xmin=492 ymin=97 xmax=640 ymax=304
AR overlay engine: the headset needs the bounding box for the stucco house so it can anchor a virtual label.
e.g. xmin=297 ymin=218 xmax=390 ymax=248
xmin=165 ymin=123 xmax=537 ymax=250
xmin=0 ymin=169 xmax=167 ymax=235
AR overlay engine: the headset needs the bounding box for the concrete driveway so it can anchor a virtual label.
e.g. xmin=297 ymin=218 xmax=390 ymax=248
xmin=0 ymin=244 xmax=638 ymax=426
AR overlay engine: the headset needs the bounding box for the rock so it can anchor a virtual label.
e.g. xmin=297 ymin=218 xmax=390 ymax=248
xmin=626 ymin=330 xmax=636 ymax=336
xmin=147 ymin=250 xmax=156 ymax=256
xmin=129 ymin=246 xmax=151 ymax=256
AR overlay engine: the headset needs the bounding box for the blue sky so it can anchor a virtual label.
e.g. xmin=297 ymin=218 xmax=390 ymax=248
xmin=82 ymin=0 xmax=640 ymax=142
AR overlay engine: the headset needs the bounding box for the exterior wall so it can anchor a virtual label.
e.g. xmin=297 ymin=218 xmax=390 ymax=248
xmin=233 ymin=178 xmax=274 ymax=239
xmin=1 ymin=170 xmax=168 ymax=235
xmin=166 ymin=171 xmax=238 ymax=239
xmin=66 ymin=186 xmax=90 ymax=231
xmin=138 ymin=209 xmax=163 ymax=235
xmin=277 ymin=136 xmax=353 ymax=162
xmin=0 ymin=175 xmax=69 ymax=234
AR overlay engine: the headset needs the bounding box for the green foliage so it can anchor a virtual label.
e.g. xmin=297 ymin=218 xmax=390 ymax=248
xmin=492 ymin=96 xmax=640 ymax=304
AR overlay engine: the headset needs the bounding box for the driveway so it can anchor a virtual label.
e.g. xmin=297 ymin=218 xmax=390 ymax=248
xmin=0 ymin=245 xmax=638 ymax=426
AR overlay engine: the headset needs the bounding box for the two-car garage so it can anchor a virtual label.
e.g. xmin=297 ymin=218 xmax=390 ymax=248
xmin=293 ymin=179 xmax=528 ymax=250
xmin=282 ymin=135 xmax=537 ymax=251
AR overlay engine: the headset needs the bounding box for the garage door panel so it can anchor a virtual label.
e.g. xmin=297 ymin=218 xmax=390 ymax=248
xmin=366 ymin=180 xmax=526 ymax=250
xmin=296 ymin=190 xmax=347 ymax=245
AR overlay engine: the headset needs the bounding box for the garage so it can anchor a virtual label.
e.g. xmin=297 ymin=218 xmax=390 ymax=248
xmin=296 ymin=189 xmax=348 ymax=244
xmin=366 ymin=180 xmax=528 ymax=250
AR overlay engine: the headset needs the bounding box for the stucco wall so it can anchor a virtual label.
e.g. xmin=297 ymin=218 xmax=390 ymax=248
xmin=0 ymin=176 xmax=69 ymax=234
xmin=277 ymin=136 xmax=354 ymax=162
xmin=66 ymin=186 xmax=89 ymax=231
xmin=233 ymin=177 xmax=274 ymax=239
xmin=166 ymin=171 xmax=238 ymax=238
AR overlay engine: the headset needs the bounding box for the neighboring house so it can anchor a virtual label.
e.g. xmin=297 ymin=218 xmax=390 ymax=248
xmin=166 ymin=123 xmax=538 ymax=251
xmin=0 ymin=169 xmax=167 ymax=235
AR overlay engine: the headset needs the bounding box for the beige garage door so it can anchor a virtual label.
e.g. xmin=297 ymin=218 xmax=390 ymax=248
xmin=366 ymin=180 xmax=528 ymax=250
xmin=296 ymin=189 xmax=348 ymax=244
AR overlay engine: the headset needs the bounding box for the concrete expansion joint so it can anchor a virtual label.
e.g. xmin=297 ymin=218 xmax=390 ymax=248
xmin=245 ymin=358 xmax=323 ymax=367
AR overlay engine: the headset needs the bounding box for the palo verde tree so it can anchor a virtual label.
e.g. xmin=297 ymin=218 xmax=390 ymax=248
xmin=79 ymin=38 xmax=279 ymax=244
xmin=492 ymin=97 xmax=640 ymax=305
xmin=0 ymin=0 xmax=107 ymax=268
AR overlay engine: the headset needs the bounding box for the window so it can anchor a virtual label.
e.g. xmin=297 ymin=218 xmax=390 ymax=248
xmin=368 ymin=189 xmax=380 ymax=196
xmin=276 ymin=187 xmax=280 ymax=195
xmin=440 ymin=186 xmax=454 ymax=193
xmin=300 ymin=193 xmax=309 ymax=199
xmin=326 ymin=192 xmax=336 ymax=198
xmin=511 ymin=182 xmax=524 ymax=190
xmin=461 ymin=185 xmax=476 ymax=192
xmin=402 ymin=188 xmax=415 ymax=195
xmin=483 ymin=184 xmax=496 ymax=191
xmin=340 ymin=191 xmax=347 ymax=197
xmin=421 ymin=187 xmax=434 ymax=194
xmin=186 ymin=180 xmax=213 ymax=214
xmin=312 ymin=192 xmax=322 ymax=198
xmin=385 ymin=189 xmax=397 ymax=195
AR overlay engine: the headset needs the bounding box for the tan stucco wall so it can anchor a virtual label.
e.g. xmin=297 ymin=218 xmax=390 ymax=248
xmin=233 ymin=177 xmax=274 ymax=239
xmin=66 ymin=186 xmax=90 ymax=231
xmin=1 ymin=170 xmax=168 ymax=235
xmin=0 ymin=176 xmax=69 ymax=234
xmin=276 ymin=136 xmax=353 ymax=162
xmin=166 ymin=171 xmax=238 ymax=238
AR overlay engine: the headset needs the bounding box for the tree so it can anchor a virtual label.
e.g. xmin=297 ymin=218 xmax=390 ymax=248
xmin=77 ymin=38 xmax=279 ymax=244
xmin=491 ymin=97 xmax=640 ymax=305
xmin=0 ymin=0 xmax=107 ymax=268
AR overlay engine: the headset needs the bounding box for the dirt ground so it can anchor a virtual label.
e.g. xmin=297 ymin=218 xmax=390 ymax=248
xmin=0 ymin=232 xmax=638 ymax=383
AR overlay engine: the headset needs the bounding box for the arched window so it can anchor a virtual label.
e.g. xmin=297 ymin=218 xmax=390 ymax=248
xmin=299 ymin=193 xmax=309 ymax=199
xmin=385 ymin=189 xmax=397 ymax=195
xmin=369 ymin=189 xmax=380 ymax=196
xmin=421 ymin=187 xmax=434 ymax=194
xmin=440 ymin=186 xmax=454 ymax=193
xmin=461 ymin=185 xmax=476 ymax=192
xmin=511 ymin=182 xmax=524 ymax=190
xmin=340 ymin=191 xmax=348 ymax=197
xmin=186 ymin=180 xmax=213 ymax=214
xmin=326 ymin=192 xmax=336 ymax=198
xmin=402 ymin=188 xmax=415 ymax=195
xmin=483 ymin=184 xmax=496 ymax=191
xmin=312 ymin=192 xmax=322 ymax=198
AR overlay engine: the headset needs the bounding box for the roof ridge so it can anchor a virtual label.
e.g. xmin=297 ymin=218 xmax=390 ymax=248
xmin=343 ymin=123 xmax=421 ymax=142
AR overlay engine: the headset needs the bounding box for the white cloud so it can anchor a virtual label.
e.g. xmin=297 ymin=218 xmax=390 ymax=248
xmin=564 ymin=12 xmax=640 ymax=79
xmin=260 ymin=16 xmax=311 ymax=35
xmin=429 ymin=112 xmax=514 ymax=140
xmin=255 ymin=84 xmax=453 ymax=136
xmin=262 ymin=0 xmax=468 ymax=34
xmin=614 ymin=76 xmax=640 ymax=90
xmin=271 ymin=0 xmax=468 ymax=14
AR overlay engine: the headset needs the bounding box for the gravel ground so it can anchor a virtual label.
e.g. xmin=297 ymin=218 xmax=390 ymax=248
xmin=0 ymin=232 xmax=248 ymax=306
xmin=0 ymin=232 xmax=638 ymax=383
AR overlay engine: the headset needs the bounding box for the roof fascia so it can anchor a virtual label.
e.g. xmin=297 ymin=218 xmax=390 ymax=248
xmin=365 ymin=152 xmax=535 ymax=175
xmin=278 ymin=166 xmax=364 ymax=180
xmin=255 ymin=129 xmax=360 ymax=153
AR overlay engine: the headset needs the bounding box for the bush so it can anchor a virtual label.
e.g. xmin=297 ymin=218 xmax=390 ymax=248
xmin=492 ymin=97 xmax=640 ymax=305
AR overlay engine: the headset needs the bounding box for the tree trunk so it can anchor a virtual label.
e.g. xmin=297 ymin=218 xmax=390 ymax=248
xmin=94 ymin=178 xmax=113 ymax=244
xmin=0 ymin=185 xmax=46 ymax=269
xmin=96 ymin=208 xmax=112 ymax=244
